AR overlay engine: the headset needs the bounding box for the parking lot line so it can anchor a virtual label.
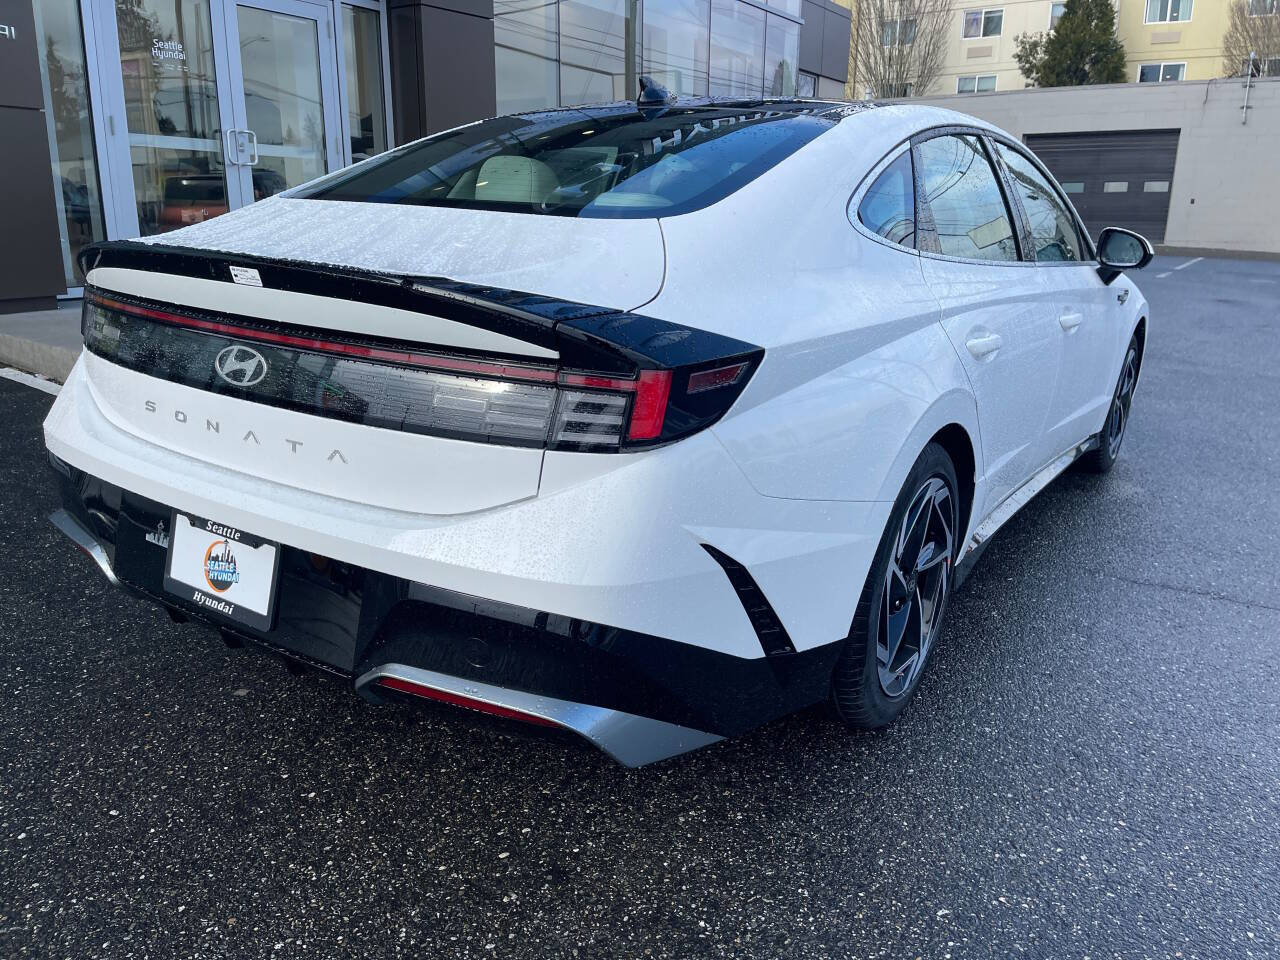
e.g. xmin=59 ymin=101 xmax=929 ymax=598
xmin=0 ymin=367 xmax=60 ymax=395
xmin=1174 ymin=257 xmax=1204 ymax=271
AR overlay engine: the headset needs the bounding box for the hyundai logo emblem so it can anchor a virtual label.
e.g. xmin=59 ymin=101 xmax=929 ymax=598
xmin=214 ymin=345 xmax=268 ymax=387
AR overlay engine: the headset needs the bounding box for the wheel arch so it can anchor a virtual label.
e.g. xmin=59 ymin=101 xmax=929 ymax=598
xmin=873 ymin=389 xmax=982 ymax=538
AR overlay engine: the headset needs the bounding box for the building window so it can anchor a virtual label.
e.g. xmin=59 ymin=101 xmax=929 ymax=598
xmin=882 ymin=17 xmax=917 ymax=45
xmin=34 ymin=0 xmax=108 ymax=288
xmin=342 ymin=5 xmax=388 ymax=162
xmin=1049 ymin=2 xmax=1066 ymax=29
xmin=796 ymin=70 xmax=817 ymax=97
xmin=710 ymin=0 xmax=766 ymax=96
xmin=1138 ymin=62 xmax=1186 ymax=82
xmin=495 ymin=0 xmax=560 ymax=113
xmin=560 ymin=0 xmax=630 ymax=104
xmin=963 ymin=8 xmax=1003 ymax=38
xmin=1145 ymin=0 xmax=1192 ymax=24
xmin=957 ymin=73 xmax=996 ymax=93
xmin=643 ymin=0 xmax=712 ymax=95
xmin=1249 ymin=0 xmax=1277 ymax=14
xmin=763 ymin=13 xmax=799 ymax=95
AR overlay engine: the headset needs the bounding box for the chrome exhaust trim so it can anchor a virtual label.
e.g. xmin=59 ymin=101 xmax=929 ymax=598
xmin=50 ymin=509 xmax=120 ymax=587
xmin=356 ymin=664 xmax=723 ymax=768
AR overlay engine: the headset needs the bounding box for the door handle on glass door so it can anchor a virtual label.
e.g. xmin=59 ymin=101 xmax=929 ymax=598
xmin=965 ymin=331 xmax=1003 ymax=360
xmin=1059 ymin=311 xmax=1084 ymax=332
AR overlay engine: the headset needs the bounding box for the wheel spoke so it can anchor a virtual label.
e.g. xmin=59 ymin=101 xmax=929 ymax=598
xmin=877 ymin=474 xmax=956 ymax=697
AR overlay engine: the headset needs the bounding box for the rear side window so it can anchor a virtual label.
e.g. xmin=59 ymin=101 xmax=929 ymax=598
xmin=297 ymin=107 xmax=835 ymax=219
xmin=993 ymin=142 xmax=1085 ymax=262
xmin=915 ymin=134 xmax=1018 ymax=262
xmin=857 ymin=150 xmax=916 ymax=248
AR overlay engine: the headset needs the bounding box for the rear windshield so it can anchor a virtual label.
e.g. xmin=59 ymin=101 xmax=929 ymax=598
xmin=297 ymin=105 xmax=837 ymax=219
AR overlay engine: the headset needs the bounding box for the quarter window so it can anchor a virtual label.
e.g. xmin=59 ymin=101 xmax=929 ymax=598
xmin=915 ymin=135 xmax=1017 ymax=262
xmin=1145 ymin=0 xmax=1192 ymax=23
xmin=994 ymin=143 xmax=1083 ymax=263
xmin=857 ymin=150 xmax=916 ymax=248
xmin=963 ymin=8 xmax=1003 ymax=38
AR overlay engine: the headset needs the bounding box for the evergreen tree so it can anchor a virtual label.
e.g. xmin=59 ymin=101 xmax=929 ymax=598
xmin=1014 ymin=0 xmax=1128 ymax=88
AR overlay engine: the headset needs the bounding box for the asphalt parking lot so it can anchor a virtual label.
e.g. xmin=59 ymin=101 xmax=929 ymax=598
xmin=2 ymin=255 xmax=1278 ymax=959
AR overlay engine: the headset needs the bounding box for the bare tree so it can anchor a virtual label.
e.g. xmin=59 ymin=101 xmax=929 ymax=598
xmin=854 ymin=0 xmax=952 ymax=98
xmin=1223 ymin=0 xmax=1280 ymax=77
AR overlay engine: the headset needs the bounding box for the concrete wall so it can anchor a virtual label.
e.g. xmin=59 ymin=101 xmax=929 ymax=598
xmin=913 ymin=77 xmax=1280 ymax=255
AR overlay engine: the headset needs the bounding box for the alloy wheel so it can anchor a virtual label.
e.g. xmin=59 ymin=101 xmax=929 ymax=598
xmin=1107 ymin=346 xmax=1139 ymax=459
xmin=877 ymin=476 xmax=955 ymax=698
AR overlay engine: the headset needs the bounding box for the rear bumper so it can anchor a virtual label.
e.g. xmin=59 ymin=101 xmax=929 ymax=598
xmin=48 ymin=465 xmax=844 ymax=765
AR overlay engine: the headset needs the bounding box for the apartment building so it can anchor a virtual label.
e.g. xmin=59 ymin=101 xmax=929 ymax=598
xmin=927 ymin=0 xmax=1237 ymax=97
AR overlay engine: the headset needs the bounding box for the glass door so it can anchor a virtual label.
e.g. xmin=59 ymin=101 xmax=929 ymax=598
xmin=104 ymin=0 xmax=239 ymax=236
xmin=221 ymin=0 xmax=342 ymax=205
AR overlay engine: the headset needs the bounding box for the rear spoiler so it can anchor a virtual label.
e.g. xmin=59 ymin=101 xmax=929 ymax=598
xmin=78 ymin=241 xmax=764 ymax=451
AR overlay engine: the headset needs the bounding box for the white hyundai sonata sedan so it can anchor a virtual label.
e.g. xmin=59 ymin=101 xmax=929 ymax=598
xmin=44 ymin=93 xmax=1153 ymax=766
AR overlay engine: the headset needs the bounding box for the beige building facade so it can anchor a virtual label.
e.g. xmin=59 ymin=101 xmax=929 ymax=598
xmin=856 ymin=0 xmax=1242 ymax=98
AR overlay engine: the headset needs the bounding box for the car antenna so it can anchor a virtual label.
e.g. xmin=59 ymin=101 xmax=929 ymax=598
xmin=637 ymin=75 xmax=675 ymax=116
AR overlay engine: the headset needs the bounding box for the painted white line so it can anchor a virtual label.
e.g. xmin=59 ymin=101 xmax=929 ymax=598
xmin=0 ymin=367 xmax=61 ymax=395
xmin=1156 ymin=271 xmax=1172 ymax=278
xmin=1173 ymin=257 xmax=1204 ymax=271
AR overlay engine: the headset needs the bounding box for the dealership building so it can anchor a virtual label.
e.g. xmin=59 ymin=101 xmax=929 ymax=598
xmin=2 ymin=0 xmax=852 ymax=311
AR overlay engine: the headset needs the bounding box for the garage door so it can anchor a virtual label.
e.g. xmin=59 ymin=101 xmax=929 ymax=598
xmin=1024 ymin=129 xmax=1180 ymax=244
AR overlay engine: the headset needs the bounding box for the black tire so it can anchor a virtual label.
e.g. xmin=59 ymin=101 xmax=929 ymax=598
xmin=1079 ymin=336 xmax=1139 ymax=474
xmin=831 ymin=443 xmax=959 ymax=730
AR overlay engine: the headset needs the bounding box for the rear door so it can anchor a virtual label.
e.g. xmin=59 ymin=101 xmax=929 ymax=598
xmin=991 ymin=139 xmax=1115 ymax=454
xmin=914 ymin=131 xmax=1062 ymax=511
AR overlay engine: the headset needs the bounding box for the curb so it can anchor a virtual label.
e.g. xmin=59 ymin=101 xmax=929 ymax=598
xmin=0 ymin=334 xmax=78 ymax=384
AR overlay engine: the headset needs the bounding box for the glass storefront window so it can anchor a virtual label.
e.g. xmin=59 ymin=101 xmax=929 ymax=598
xmin=560 ymin=0 xmax=630 ymax=104
xmin=342 ymin=5 xmax=388 ymax=161
xmin=709 ymin=0 xmax=765 ymax=97
xmin=236 ymin=6 xmax=328 ymax=198
xmin=495 ymin=0 xmax=560 ymax=113
xmin=115 ymin=0 xmax=227 ymax=235
xmin=765 ymin=0 xmax=801 ymax=17
xmin=35 ymin=0 xmax=107 ymax=288
xmin=763 ymin=12 xmax=798 ymax=97
xmin=642 ymin=0 xmax=710 ymax=96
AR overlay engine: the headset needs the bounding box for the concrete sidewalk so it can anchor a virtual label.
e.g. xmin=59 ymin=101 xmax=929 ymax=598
xmin=0 ymin=303 xmax=82 ymax=383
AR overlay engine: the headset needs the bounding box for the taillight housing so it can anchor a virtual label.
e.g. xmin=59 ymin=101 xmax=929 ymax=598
xmin=77 ymin=241 xmax=764 ymax=455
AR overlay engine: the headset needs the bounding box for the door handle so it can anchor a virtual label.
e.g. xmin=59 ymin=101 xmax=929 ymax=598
xmin=1059 ymin=311 xmax=1084 ymax=332
xmin=965 ymin=332 xmax=1003 ymax=360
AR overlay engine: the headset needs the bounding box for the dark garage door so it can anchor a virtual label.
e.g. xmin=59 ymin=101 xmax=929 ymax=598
xmin=1024 ymin=129 xmax=1180 ymax=244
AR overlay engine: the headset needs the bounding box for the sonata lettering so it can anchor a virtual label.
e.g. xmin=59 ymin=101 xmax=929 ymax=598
xmin=144 ymin=400 xmax=347 ymax=465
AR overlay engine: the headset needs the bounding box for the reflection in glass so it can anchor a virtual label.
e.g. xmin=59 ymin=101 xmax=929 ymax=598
xmin=916 ymin=135 xmax=1017 ymax=262
xmin=994 ymin=143 xmax=1082 ymax=262
xmin=115 ymin=0 xmax=227 ymax=235
xmin=709 ymin=0 xmax=765 ymax=97
xmin=342 ymin=5 xmax=388 ymax=161
xmin=643 ymin=0 xmax=710 ymax=95
xmin=495 ymin=0 xmax=559 ymax=113
xmin=237 ymin=6 xmax=328 ymax=197
xmin=36 ymin=0 xmax=107 ymax=287
xmin=763 ymin=13 xmax=798 ymax=96
xmin=560 ymin=0 xmax=630 ymax=104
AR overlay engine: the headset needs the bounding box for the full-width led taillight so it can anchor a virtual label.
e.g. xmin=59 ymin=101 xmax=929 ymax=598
xmin=82 ymin=288 xmax=762 ymax=453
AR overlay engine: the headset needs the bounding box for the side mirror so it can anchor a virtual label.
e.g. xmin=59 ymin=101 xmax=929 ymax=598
xmin=1096 ymin=226 xmax=1154 ymax=285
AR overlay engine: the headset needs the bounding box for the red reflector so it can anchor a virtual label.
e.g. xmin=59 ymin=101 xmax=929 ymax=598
xmin=627 ymin=369 xmax=673 ymax=440
xmin=687 ymin=361 xmax=749 ymax=394
xmin=373 ymin=676 xmax=558 ymax=727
